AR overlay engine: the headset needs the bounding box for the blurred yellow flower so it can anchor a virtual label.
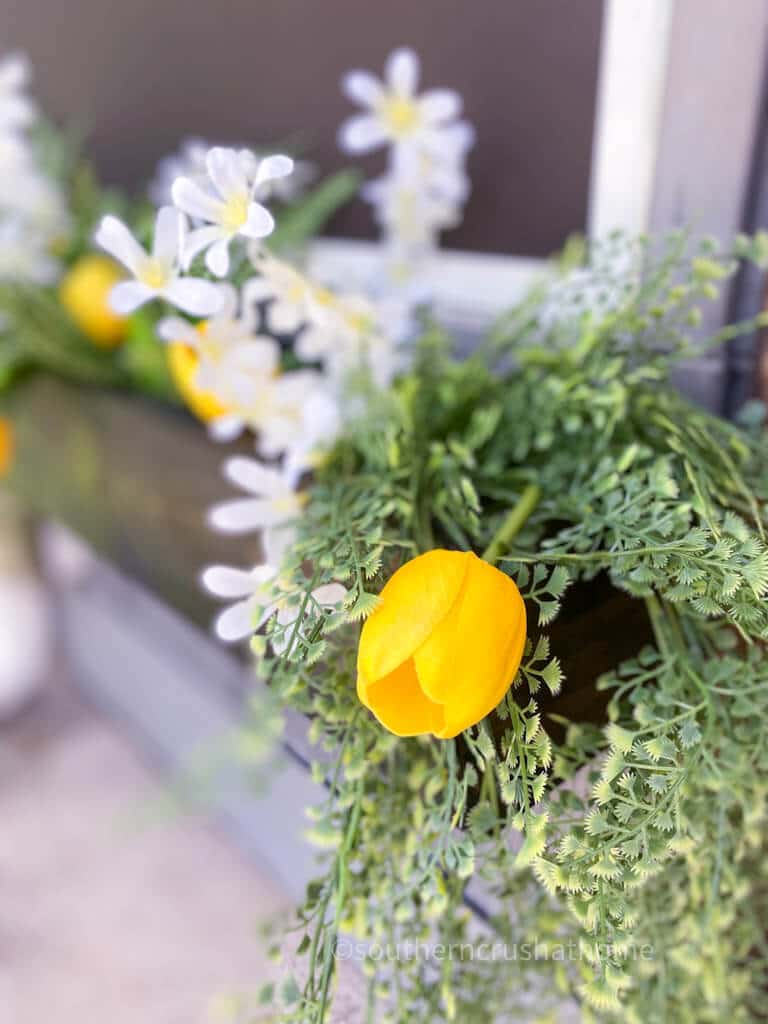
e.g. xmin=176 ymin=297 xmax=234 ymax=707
xmin=166 ymin=339 xmax=230 ymax=423
xmin=59 ymin=254 xmax=127 ymax=348
xmin=0 ymin=417 xmax=14 ymax=476
xmin=357 ymin=549 xmax=526 ymax=738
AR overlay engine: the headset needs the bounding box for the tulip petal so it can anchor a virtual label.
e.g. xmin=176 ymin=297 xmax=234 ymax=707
xmin=413 ymin=553 xmax=526 ymax=737
xmin=357 ymin=549 xmax=471 ymax=683
xmin=358 ymin=659 xmax=444 ymax=737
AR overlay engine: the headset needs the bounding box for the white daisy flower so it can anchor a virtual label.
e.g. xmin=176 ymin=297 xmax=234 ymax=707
xmin=208 ymin=456 xmax=306 ymax=534
xmin=157 ymin=283 xmax=279 ymax=405
xmin=339 ymin=47 xmax=462 ymax=155
xmin=257 ymin=372 xmax=340 ymax=461
xmin=172 ymin=147 xmax=292 ymax=277
xmin=94 ymin=207 xmax=223 ymax=316
xmin=293 ymin=292 xmax=401 ymax=391
xmin=0 ymin=53 xmax=36 ymax=133
xmin=362 ymin=173 xmax=460 ymax=249
xmin=282 ymin=388 xmax=343 ymax=485
xmin=201 ymin=563 xmax=279 ymax=643
xmin=246 ymin=253 xmax=336 ymax=336
xmin=389 ymin=120 xmax=475 ymax=204
xmin=202 ymin=563 xmax=346 ymax=648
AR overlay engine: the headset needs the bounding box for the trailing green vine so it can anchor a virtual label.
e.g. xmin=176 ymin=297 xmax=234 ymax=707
xmin=237 ymin=231 xmax=768 ymax=1022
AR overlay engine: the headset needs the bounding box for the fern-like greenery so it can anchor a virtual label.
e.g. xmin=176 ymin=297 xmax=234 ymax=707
xmin=247 ymin=231 xmax=768 ymax=1023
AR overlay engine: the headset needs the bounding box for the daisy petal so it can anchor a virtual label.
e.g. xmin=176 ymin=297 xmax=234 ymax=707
xmin=386 ymin=47 xmax=419 ymax=96
xmin=94 ymin=216 xmax=147 ymax=276
xmin=338 ymin=115 xmax=387 ymax=154
xmin=207 ymin=147 xmax=248 ymax=200
xmin=205 ymin=238 xmax=231 ymax=277
xmin=208 ymin=414 xmax=245 ymax=442
xmin=419 ymin=89 xmax=462 ymax=124
xmin=217 ymin=282 xmax=239 ymax=318
xmin=263 ymin=525 xmax=295 ymax=567
xmin=342 ymin=70 xmax=384 ymax=107
xmin=201 ymin=565 xmax=261 ymax=598
xmin=153 ymin=206 xmax=184 ymax=266
xmin=229 ymin=340 xmax=280 ymax=374
xmin=254 ymin=154 xmax=294 ymax=188
xmin=224 ymin=456 xmax=286 ymax=496
xmin=157 ymin=316 xmax=197 ymax=345
xmin=266 ymin=299 xmax=304 ymax=335
xmin=172 ymin=177 xmax=222 ymax=222
xmin=215 ymin=599 xmax=256 ymax=642
xmin=164 ymin=277 xmax=224 ymax=316
xmin=209 ymin=498 xmax=290 ymax=532
xmin=241 ymin=203 xmax=275 ymax=240
xmin=109 ymin=280 xmax=155 ymax=314
xmin=241 ymin=276 xmax=274 ymax=305
xmin=313 ymin=583 xmax=347 ymax=608
xmin=183 ymin=225 xmax=224 ymax=268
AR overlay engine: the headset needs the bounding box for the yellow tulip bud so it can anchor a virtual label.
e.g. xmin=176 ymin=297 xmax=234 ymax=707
xmin=166 ymin=340 xmax=230 ymax=423
xmin=0 ymin=417 xmax=14 ymax=477
xmin=59 ymin=254 xmax=127 ymax=348
xmin=357 ymin=549 xmax=526 ymax=738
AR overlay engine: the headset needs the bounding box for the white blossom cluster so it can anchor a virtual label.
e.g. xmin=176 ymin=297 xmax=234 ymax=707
xmin=89 ymin=47 xmax=471 ymax=647
xmin=148 ymin=137 xmax=316 ymax=208
xmin=0 ymin=53 xmax=70 ymax=284
xmin=339 ymin=47 xmax=474 ymax=287
xmin=93 ymin=146 xmax=402 ymax=642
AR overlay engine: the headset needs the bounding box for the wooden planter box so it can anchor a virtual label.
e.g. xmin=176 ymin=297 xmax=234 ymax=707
xmin=2 ymin=374 xmax=652 ymax=902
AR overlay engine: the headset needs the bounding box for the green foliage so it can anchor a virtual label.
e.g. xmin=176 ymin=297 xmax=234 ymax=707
xmin=244 ymin=232 xmax=768 ymax=1023
xmin=0 ymin=283 xmax=127 ymax=389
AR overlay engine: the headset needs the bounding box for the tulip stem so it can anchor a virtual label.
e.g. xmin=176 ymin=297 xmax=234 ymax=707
xmin=482 ymin=483 xmax=541 ymax=565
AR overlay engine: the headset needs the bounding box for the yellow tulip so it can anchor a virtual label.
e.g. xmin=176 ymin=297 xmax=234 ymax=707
xmin=166 ymin=340 xmax=230 ymax=423
xmin=59 ymin=254 xmax=127 ymax=348
xmin=357 ymin=549 xmax=526 ymax=738
xmin=0 ymin=417 xmax=14 ymax=477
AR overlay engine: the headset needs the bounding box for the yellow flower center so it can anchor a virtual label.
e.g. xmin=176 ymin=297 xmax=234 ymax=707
xmin=272 ymin=493 xmax=307 ymax=515
xmin=221 ymin=192 xmax=250 ymax=233
xmin=138 ymin=258 xmax=170 ymax=289
xmin=195 ymin=322 xmax=225 ymax=365
xmin=312 ymin=286 xmax=336 ymax=308
xmin=379 ymin=96 xmax=421 ymax=138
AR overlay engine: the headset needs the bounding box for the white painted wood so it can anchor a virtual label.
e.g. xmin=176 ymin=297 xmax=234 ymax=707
xmin=306 ymin=238 xmax=546 ymax=331
xmin=56 ymin=558 xmax=326 ymax=903
xmin=588 ymin=0 xmax=675 ymax=238
xmin=649 ymin=0 xmax=768 ymax=240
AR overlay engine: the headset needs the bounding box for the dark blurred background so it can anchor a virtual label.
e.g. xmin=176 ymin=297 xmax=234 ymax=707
xmin=2 ymin=0 xmax=604 ymax=256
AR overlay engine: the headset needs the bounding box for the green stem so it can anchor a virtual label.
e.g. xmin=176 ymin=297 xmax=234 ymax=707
xmin=482 ymin=483 xmax=541 ymax=565
xmin=644 ymin=592 xmax=671 ymax=661
xmin=316 ymin=778 xmax=364 ymax=1023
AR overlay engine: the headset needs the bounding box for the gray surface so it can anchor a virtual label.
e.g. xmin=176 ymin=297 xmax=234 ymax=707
xmin=57 ymin=556 xmax=327 ymax=903
xmin=649 ymin=0 xmax=768 ymax=412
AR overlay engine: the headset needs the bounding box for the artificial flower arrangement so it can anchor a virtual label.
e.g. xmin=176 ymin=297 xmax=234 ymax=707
xmin=0 ymin=52 xmax=360 ymax=410
xmin=4 ymin=44 xmax=768 ymax=1024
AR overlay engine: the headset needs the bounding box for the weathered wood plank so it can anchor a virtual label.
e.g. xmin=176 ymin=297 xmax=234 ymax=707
xmin=3 ymin=375 xmax=259 ymax=629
